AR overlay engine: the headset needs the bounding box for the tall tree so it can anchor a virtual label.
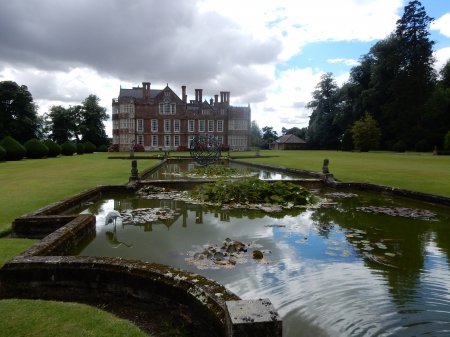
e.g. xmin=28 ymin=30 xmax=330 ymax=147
xmin=78 ymin=95 xmax=109 ymax=147
xmin=306 ymin=73 xmax=341 ymax=149
xmin=0 ymin=81 xmax=39 ymax=143
xmin=351 ymin=111 xmax=381 ymax=151
xmin=48 ymin=105 xmax=78 ymax=144
xmin=250 ymin=120 xmax=262 ymax=147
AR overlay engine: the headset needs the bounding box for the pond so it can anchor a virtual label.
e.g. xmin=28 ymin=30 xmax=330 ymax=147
xmin=142 ymin=160 xmax=311 ymax=180
xmin=72 ymin=188 xmax=450 ymax=337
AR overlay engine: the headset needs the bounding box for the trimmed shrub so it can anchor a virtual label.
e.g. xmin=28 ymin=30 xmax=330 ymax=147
xmin=0 ymin=136 xmax=27 ymax=161
xmin=176 ymin=143 xmax=188 ymax=152
xmin=61 ymin=141 xmax=77 ymax=156
xmin=76 ymin=143 xmax=85 ymax=155
xmin=107 ymin=144 xmax=118 ymax=152
xmin=133 ymin=144 xmax=145 ymax=152
xmin=392 ymin=140 xmax=407 ymax=153
xmin=0 ymin=145 xmax=6 ymax=161
xmin=97 ymin=145 xmax=108 ymax=152
xmin=44 ymin=139 xmax=62 ymax=157
xmin=414 ymin=139 xmax=429 ymax=152
xmin=24 ymin=138 xmax=49 ymax=159
xmin=221 ymin=144 xmax=230 ymax=152
xmin=84 ymin=142 xmax=97 ymax=153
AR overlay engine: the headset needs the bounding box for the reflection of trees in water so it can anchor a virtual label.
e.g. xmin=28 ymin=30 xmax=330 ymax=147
xmin=309 ymin=196 xmax=431 ymax=309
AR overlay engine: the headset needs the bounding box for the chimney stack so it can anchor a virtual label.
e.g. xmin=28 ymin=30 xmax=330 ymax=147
xmin=214 ymin=94 xmax=218 ymax=106
xmin=182 ymin=86 xmax=186 ymax=103
xmin=199 ymin=89 xmax=203 ymax=103
xmin=142 ymin=82 xmax=151 ymax=98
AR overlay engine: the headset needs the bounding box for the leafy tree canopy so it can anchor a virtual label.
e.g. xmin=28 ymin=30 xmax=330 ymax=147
xmin=0 ymin=81 xmax=39 ymax=143
xmin=351 ymin=111 xmax=381 ymax=151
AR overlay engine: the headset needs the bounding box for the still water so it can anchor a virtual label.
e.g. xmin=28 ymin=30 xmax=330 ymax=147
xmin=142 ymin=160 xmax=310 ymax=180
xmin=73 ymin=190 xmax=450 ymax=337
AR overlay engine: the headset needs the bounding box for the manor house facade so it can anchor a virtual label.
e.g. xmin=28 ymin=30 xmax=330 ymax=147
xmin=112 ymin=82 xmax=251 ymax=152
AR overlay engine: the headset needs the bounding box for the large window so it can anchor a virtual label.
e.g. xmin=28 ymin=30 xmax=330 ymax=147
xmin=152 ymin=135 xmax=158 ymax=147
xmin=137 ymin=119 xmax=143 ymax=131
xmin=229 ymin=135 xmax=247 ymax=146
xmin=220 ymin=109 xmax=226 ymax=115
xmin=208 ymin=120 xmax=214 ymax=132
xmin=151 ymin=119 xmax=158 ymax=132
xmin=174 ymin=119 xmax=180 ymax=132
xmin=113 ymin=120 xmax=119 ymax=129
xmin=217 ymin=120 xmax=223 ymax=132
xmin=217 ymin=135 xmax=223 ymax=145
xmin=229 ymin=119 xmax=248 ymax=130
xmin=120 ymin=104 xmax=134 ymax=113
xmin=199 ymin=120 xmax=205 ymax=132
xmin=159 ymin=100 xmax=176 ymax=115
xmin=164 ymin=135 xmax=170 ymax=147
xmin=188 ymin=120 xmax=194 ymax=132
xmin=112 ymin=106 xmax=119 ymax=115
xmin=174 ymin=135 xmax=180 ymax=147
xmin=202 ymin=109 xmax=210 ymax=115
xmin=164 ymin=120 xmax=170 ymax=133
xmin=113 ymin=135 xmax=119 ymax=144
xmin=137 ymin=135 xmax=143 ymax=145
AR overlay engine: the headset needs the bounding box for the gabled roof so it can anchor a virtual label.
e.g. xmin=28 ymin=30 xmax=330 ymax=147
xmin=119 ymin=88 xmax=161 ymax=99
xmin=273 ymin=134 xmax=307 ymax=144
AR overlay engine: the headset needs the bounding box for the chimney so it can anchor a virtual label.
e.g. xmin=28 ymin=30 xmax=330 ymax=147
xmin=210 ymin=98 xmax=213 ymax=105
xmin=182 ymin=86 xmax=186 ymax=103
xmin=214 ymin=94 xmax=218 ymax=106
xmin=220 ymin=92 xmax=224 ymax=103
xmin=199 ymin=89 xmax=203 ymax=103
xmin=142 ymin=82 xmax=151 ymax=98
xmin=195 ymin=89 xmax=199 ymax=102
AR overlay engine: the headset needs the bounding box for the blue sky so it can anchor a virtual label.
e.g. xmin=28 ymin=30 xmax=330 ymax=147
xmin=0 ymin=0 xmax=449 ymax=136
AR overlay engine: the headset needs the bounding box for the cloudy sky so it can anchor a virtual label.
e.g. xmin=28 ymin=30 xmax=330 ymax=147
xmin=1 ymin=0 xmax=449 ymax=137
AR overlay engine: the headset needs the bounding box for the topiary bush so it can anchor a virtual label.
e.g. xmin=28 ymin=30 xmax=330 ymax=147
xmin=44 ymin=139 xmax=62 ymax=157
xmin=0 ymin=145 xmax=6 ymax=161
xmin=414 ymin=139 xmax=429 ymax=152
xmin=61 ymin=141 xmax=77 ymax=156
xmin=392 ymin=140 xmax=407 ymax=153
xmin=84 ymin=142 xmax=97 ymax=153
xmin=97 ymin=145 xmax=108 ymax=152
xmin=0 ymin=136 xmax=27 ymax=161
xmin=76 ymin=143 xmax=84 ymax=155
xmin=24 ymin=138 xmax=49 ymax=159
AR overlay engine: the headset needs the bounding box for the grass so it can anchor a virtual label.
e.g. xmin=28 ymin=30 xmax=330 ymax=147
xmin=0 ymin=299 xmax=149 ymax=337
xmin=0 ymin=149 xmax=448 ymax=336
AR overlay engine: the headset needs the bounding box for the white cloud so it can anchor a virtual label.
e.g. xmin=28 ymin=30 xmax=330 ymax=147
xmin=327 ymin=58 xmax=359 ymax=66
xmin=434 ymin=47 xmax=450 ymax=73
xmin=431 ymin=13 xmax=450 ymax=37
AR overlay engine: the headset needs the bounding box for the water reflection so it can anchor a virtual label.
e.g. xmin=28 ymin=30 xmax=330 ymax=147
xmin=75 ymin=190 xmax=450 ymax=336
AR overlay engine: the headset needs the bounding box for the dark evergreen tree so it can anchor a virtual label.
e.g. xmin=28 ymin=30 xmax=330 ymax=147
xmin=78 ymin=95 xmax=109 ymax=147
xmin=0 ymin=81 xmax=39 ymax=143
xmin=306 ymin=73 xmax=342 ymax=149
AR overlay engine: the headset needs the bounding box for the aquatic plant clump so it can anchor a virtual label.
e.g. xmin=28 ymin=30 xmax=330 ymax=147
xmin=176 ymin=165 xmax=255 ymax=179
xmin=187 ymin=177 xmax=315 ymax=207
xmin=184 ymin=238 xmax=270 ymax=270
xmin=356 ymin=206 xmax=436 ymax=219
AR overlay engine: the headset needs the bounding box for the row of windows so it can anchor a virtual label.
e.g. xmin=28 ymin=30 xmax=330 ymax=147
xmin=188 ymin=120 xmax=223 ymax=133
xmin=159 ymin=101 xmax=176 ymax=115
xmin=120 ymin=104 xmax=134 ymax=113
xmin=229 ymin=135 xmax=248 ymax=146
xmin=228 ymin=119 xmax=248 ymax=130
xmin=115 ymin=135 xmax=225 ymax=148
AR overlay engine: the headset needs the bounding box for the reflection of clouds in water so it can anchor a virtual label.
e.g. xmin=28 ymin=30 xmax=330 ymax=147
xmin=226 ymin=256 xmax=391 ymax=337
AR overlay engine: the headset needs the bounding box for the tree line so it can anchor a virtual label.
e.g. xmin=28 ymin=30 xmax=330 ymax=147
xmin=0 ymin=80 xmax=109 ymax=147
xmin=306 ymin=1 xmax=450 ymax=151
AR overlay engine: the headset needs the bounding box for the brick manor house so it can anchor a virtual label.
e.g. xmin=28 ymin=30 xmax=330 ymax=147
xmin=112 ymin=82 xmax=251 ymax=152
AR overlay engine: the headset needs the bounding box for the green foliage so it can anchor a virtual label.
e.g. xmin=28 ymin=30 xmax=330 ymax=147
xmin=414 ymin=139 xmax=429 ymax=152
xmin=61 ymin=141 xmax=76 ymax=156
xmin=0 ymin=136 xmax=27 ymax=161
xmin=350 ymin=112 xmax=381 ymax=151
xmin=444 ymin=131 xmax=450 ymax=150
xmin=251 ymin=120 xmax=263 ymax=147
xmin=188 ymin=177 xmax=314 ymax=206
xmin=24 ymin=138 xmax=49 ymax=159
xmin=0 ymin=145 xmax=5 ymax=161
xmin=97 ymin=144 xmax=108 ymax=152
xmin=392 ymin=140 xmax=407 ymax=153
xmin=341 ymin=129 xmax=354 ymax=151
xmin=84 ymin=141 xmax=97 ymax=153
xmin=0 ymin=81 xmax=39 ymax=143
xmin=76 ymin=143 xmax=84 ymax=155
xmin=43 ymin=139 xmax=62 ymax=157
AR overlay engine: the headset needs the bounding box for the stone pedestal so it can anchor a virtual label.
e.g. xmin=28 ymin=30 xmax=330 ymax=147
xmin=226 ymin=299 xmax=282 ymax=337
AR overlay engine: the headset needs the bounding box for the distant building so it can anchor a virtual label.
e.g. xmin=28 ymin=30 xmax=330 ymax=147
xmin=112 ymin=82 xmax=251 ymax=152
xmin=270 ymin=134 xmax=307 ymax=150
